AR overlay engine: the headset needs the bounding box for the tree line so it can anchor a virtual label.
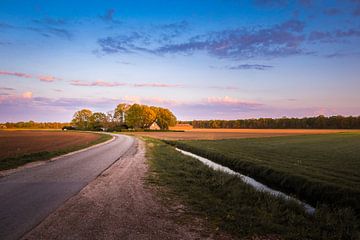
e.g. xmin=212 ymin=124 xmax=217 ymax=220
xmin=0 ymin=121 xmax=68 ymax=129
xmin=70 ymin=103 xmax=177 ymax=131
xmin=188 ymin=115 xmax=360 ymax=129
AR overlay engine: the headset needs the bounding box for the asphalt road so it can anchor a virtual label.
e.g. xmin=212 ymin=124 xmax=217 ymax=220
xmin=0 ymin=134 xmax=135 ymax=240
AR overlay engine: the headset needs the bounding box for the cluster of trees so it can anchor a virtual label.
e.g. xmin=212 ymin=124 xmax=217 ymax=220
xmin=0 ymin=121 xmax=68 ymax=129
xmin=190 ymin=115 xmax=360 ymax=129
xmin=71 ymin=103 xmax=177 ymax=131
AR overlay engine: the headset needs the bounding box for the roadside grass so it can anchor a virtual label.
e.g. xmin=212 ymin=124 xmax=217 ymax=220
xmin=165 ymin=133 xmax=360 ymax=214
xmin=145 ymin=138 xmax=359 ymax=239
xmin=0 ymin=133 xmax=112 ymax=171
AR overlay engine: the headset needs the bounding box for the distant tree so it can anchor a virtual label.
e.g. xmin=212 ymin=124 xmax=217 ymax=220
xmin=126 ymin=104 xmax=156 ymax=129
xmin=151 ymin=107 xmax=177 ymax=130
xmin=190 ymin=116 xmax=360 ymax=129
xmin=71 ymin=109 xmax=93 ymax=130
xmin=90 ymin=112 xmax=107 ymax=130
xmin=114 ymin=103 xmax=130 ymax=124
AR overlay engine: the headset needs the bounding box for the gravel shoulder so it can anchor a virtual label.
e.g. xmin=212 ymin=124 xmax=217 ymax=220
xmin=23 ymin=139 xmax=205 ymax=240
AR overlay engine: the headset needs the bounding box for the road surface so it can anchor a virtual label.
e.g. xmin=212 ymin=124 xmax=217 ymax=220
xmin=0 ymin=134 xmax=135 ymax=240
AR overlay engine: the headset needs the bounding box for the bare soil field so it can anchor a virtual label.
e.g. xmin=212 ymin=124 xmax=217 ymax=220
xmin=127 ymin=128 xmax=360 ymax=140
xmin=0 ymin=130 xmax=101 ymax=159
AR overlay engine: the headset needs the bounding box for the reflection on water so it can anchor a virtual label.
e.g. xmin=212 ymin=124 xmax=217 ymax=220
xmin=175 ymin=148 xmax=315 ymax=214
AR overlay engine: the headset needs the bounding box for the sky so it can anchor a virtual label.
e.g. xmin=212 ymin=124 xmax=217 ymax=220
xmin=0 ymin=0 xmax=360 ymax=122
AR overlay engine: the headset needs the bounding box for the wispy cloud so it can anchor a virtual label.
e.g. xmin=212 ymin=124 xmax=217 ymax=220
xmin=38 ymin=75 xmax=61 ymax=82
xmin=0 ymin=70 xmax=61 ymax=82
xmin=0 ymin=91 xmax=33 ymax=103
xmin=97 ymin=20 xmax=190 ymax=55
xmin=97 ymin=19 xmax=307 ymax=60
xmin=0 ymin=41 xmax=11 ymax=45
xmin=70 ymin=80 xmax=181 ymax=88
xmin=206 ymin=96 xmax=262 ymax=107
xmin=323 ymin=51 xmax=360 ymax=58
xmin=27 ymin=26 xmax=72 ymax=40
xmin=0 ymin=70 xmax=32 ymax=79
xmin=99 ymin=9 xmax=122 ymax=24
xmin=33 ymin=17 xmax=67 ymax=26
xmin=0 ymin=87 xmax=15 ymax=91
xmin=0 ymin=21 xmax=72 ymax=40
xmin=226 ymin=64 xmax=273 ymax=70
xmin=253 ymin=0 xmax=289 ymax=8
xmin=133 ymin=83 xmax=182 ymax=88
xmin=70 ymin=80 xmax=126 ymax=87
xmin=308 ymin=28 xmax=360 ymax=43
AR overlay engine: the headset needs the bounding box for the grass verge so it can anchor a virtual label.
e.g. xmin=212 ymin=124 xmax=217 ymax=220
xmin=145 ymin=137 xmax=359 ymax=239
xmin=0 ymin=133 xmax=112 ymax=171
xmin=165 ymin=133 xmax=360 ymax=214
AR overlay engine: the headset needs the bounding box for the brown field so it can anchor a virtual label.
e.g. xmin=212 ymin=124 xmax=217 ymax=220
xmin=169 ymin=123 xmax=193 ymax=131
xmin=127 ymin=128 xmax=360 ymax=140
xmin=0 ymin=130 xmax=101 ymax=159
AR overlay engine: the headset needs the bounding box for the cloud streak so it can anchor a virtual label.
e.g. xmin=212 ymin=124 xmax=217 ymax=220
xmin=0 ymin=21 xmax=72 ymax=40
xmin=70 ymin=80 xmax=127 ymax=87
xmin=0 ymin=70 xmax=61 ymax=82
xmin=226 ymin=64 xmax=273 ymax=70
xmin=70 ymin=80 xmax=182 ymax=88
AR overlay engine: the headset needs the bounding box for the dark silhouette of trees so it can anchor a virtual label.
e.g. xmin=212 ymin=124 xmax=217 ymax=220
xmin=190 ymin=115 xmax=360 ymax=129
xmin=0 ymin=121 xmax=68 ymax=129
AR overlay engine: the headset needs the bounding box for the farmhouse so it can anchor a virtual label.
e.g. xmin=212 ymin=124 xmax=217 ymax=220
xmin=149 ymin=122 xmax=160 ymax=130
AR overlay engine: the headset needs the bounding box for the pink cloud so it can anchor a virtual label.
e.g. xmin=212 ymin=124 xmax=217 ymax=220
xmin=22 ymin=91 xmax=33 ymax=99
xmin=133 ymin=83 xmax=182 ymax=88
xmin=206 ymin=96 xmax=262 ymax=107
xmin=38 ymin=75 xmax=61 ymax=82
xmin=0 ymin=91 xmax=33 ymax=103
xmin=123 ymin=95 xmax=142 ymax=103
xmin=0 ymin=70 xmax=60 ymax=83
xmin=70 ymin=80 xmax=127 ymax=87
xmin=123 ymin=96 xmax=180 ymax=105
xmin=0 ymin=70 xmax=32 ymax=79
xmin=70 ymin=80 xmax=182 ymax=88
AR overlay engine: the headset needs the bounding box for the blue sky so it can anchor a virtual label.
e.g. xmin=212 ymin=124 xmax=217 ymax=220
xmin=0 ymin=0 xmax=360 ymax=122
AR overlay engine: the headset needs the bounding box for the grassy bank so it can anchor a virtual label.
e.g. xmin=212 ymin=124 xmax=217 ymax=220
xmin=145 ymin=138 xmax=358 ymax=239
xmin=0 ymin=132 xmax=112 ymax=171
xmin=165 ymin=133 xmax=360 ymax=214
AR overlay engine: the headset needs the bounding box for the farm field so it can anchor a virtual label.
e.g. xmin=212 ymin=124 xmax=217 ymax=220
xmin=128 ymin=128 xmax=360 ymax=140
xmin=146 ymin=138 xmax=358 ymax=239
xmin=0 ymin=130 xmax=111 ymax=171
xmin=167 ymin=133 xmax=360 ymax=213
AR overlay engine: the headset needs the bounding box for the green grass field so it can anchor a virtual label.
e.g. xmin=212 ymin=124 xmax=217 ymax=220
xmin=166 ymin=133 xmax=360 ymax=214
xmin=146 ymin=138 xmax=359 ymax=239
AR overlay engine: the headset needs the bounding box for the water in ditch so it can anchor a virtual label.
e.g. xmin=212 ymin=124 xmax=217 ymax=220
xmin=175 ymin=148 xmax=315 ymax=215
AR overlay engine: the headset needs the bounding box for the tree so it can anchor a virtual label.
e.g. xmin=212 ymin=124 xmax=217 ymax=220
xmin=126 ymin=104 xmax=156 ymax=129
xmin=71 ymin=109 xmax=93 ymax=130
xmin=114 ymin=103 xmax=130 ymax=124
xmin=151 ymin=107 xmax=177 ymax=130
xmin=90 ymin=112 xmax=107 ymax=130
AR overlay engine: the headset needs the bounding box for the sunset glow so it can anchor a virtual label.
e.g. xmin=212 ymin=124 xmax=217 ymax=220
xmin=1 ymin=0 xmax=359 ymax=121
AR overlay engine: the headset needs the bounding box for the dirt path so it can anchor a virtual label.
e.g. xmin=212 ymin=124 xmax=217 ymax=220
xmin=23 ymin=139 xmax=205 ymax=240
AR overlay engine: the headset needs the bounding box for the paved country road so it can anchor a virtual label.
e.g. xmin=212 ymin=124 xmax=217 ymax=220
xmin=0 ymin=134 xmax=135 ymax=240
